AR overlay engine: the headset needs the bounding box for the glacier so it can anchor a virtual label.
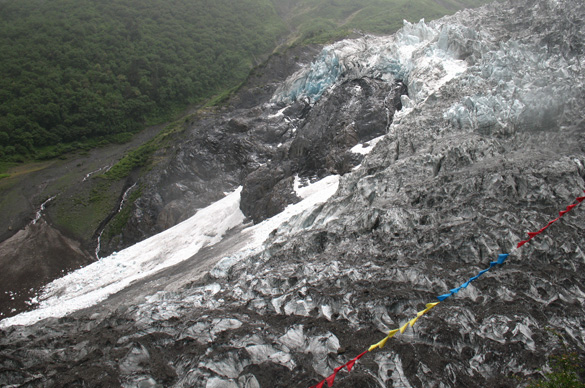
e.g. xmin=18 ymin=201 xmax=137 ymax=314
xmin=1 ymin=0 xmax=585 ymax=387
xmin=272 ymin=19 xmax=469 ymax=107
xmin=274 ymin=7 xmax=581 ymax=139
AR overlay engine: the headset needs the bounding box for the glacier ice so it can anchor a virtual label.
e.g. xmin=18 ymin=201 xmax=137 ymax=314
xmin=274 ymin=11 xmax=582 ymax=140
xmin=272 ymin=19 xmax=469 ymax=107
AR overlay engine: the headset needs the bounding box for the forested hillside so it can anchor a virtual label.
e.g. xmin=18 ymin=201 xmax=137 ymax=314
xmin=0 ymin=0 xmax=491 ymax=163
xmin=272 ymin=0 xmax=491 ymax=44
xmin=0 ymin=0 xmax=286 ymax=160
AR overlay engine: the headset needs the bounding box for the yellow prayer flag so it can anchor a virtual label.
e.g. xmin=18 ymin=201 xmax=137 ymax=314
xmin=399 ymin=322 xmax=409 ymax=334
xmin=368 ymin=343 xmax=379 ymax=352
xmin=426 ymin=302 xmax=439 ymax=309
xmin=368 ymin=328 xmax=401 ymax=352
xmin=377 ymin=336 xmax=390 ymax=349
xmin=409 ymin=316 xmax=419 ymax=327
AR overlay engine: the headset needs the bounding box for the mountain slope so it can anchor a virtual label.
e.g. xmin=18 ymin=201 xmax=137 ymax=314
xmin=0 ymin=0 xmax=491 ymax=161
xmin=0 ymin=0 xmax=493 ymax=320
xmin=1 ymin=0 xmax=585 ymax=387
xmin=0 ymin=0 xmax=287 ymax=160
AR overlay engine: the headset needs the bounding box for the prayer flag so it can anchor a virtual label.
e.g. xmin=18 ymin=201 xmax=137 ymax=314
xmin=399 ymin=322 xmax=409 ymax=334
xmin=326 ymin=372 xmax=337 ymax=387
xmin=517 ymin=240 xmax=529 ymax=248
xmin=377 ymin=335 xmax=390 ymax=349
xmin=346 ymin=360 xmax=356 ymax=372
xmin=355 ymin=350 xmax=368 ymax=360
xmin=378 ymin=336 xmax=390 ymax=349
xmin=437 ymin=293 xmax=451 ymax=301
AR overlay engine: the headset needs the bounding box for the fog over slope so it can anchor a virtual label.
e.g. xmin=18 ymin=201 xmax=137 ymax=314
xmin=1 ymin=0 xmax=585 ymax=387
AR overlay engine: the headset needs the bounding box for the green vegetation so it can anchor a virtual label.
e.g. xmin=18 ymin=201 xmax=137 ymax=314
xmin=271 ymin=0 xmax=492 ymax=45
xmin=102 ymin=186 xmax=143 ymax=243
xmin=102 ymin=142 xmax=158 ymax=181
xmin=103 ymin=118 xmax=186 ymax=181
xmin=0 ymin=0 xmax=287 ymax=161
xmin=525 ymin=328 xmax=585 ymax=388
xmin=0 ymin=0 xmax=495 ymax=245
xmin=527 ymin=353 xmax=585 ymax=388
xmin=50 ymin=179 xmax=124 ymax=239
xmin=204 ymin=82 xmax=246 ymax=108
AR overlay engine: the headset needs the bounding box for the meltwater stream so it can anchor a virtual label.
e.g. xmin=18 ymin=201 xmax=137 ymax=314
xmin=95 ymin=183 xmax=137 ymax=259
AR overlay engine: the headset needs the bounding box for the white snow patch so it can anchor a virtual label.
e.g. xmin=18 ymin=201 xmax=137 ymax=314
xmin=293 ymin=174 xmax=338 ymax=200
xmin=245 ymin=175 xmax=338 ymax=248
xmin=350 ymin=135 xmax=385 ymax=155
xmin=1 ymin=189 xmax=246 ymax=327
xmin=267 ymin=106 xmax=288 ymax=119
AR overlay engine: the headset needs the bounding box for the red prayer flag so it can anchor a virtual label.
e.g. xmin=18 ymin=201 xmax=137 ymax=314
xmin=346 ymin=359 xmax=356 ymax=372
xmin=517 ymin=240 xmax=529 ymax=248
xmin=308 ymin=189 xmax=585 ymax=388
xmin=346 ymin=350 xmax=369 ymax=372
xmin=355 ymin=350 xmax=369 ymax=360
xmin=326 ymin=371 xmax=337 ymax=387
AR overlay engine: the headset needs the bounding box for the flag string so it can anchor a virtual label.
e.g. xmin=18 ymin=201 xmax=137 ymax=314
xmin=309 ymin=191 xmax=585 ymax=388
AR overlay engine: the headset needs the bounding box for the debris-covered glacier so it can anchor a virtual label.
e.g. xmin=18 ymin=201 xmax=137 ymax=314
xmin=1 ymin=0 xmax=585 ymax=387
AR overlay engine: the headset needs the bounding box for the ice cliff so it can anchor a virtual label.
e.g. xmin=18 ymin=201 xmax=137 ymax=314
xmin=1 ymin=0 xmax=585 ymax=387
xmin=272 ymin=18 xmax=465 ymax=106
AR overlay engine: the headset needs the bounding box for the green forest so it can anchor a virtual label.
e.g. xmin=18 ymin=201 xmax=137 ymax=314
xmin=0 ymin=0 xmax=491 ymax=162
xmin=0 ymin=0 xmax=286 ymax=160
xmin=272 ymin=0 xmax=491 ymax=44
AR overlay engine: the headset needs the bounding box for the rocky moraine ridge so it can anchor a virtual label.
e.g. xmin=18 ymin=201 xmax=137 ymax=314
xmin=2 ymin=0 xmax=585 ymax=387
